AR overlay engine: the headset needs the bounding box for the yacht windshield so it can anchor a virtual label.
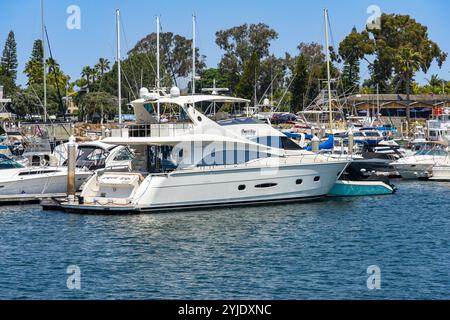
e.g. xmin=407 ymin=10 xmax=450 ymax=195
xmin=75 ymin=147 xmax=111 ymax=170
xmin=0 ymin=154 xmax=24 ymax=169
xmin=363 ymin=132 xmax=381 ymax=137
xmin=415 ymin=149 xmax=448 ymax=156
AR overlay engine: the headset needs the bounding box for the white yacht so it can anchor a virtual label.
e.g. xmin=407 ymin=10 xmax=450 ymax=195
xmin=391 ymin=142 xmax=448 ymax=180
xmin=60 ymin=93 xmax=349 ymax=213
xmin=0 ymin=154 xmax=92 ymax=203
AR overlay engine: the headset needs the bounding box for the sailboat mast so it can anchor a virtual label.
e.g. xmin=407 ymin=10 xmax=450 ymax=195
xmin=156 ymin=15 xmax=160 ymax=122
xmin=116 ymin=9 xmax=122 ymax=125
xmin=41 ymin=0 xmax=47 ymax=122
xmin=192 ymin=14 xmax=196 ymax=95
xmin=324 ymin=9 xmax=333 ymax=134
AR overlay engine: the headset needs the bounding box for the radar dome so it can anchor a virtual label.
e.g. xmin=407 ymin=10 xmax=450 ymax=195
xmin=263 ymin=98 xmax=270 ymax=107
xmin=139 ymin=87 xmax=149 ymax=99
xmin=170 ymin=86 xmax=181 ymax=98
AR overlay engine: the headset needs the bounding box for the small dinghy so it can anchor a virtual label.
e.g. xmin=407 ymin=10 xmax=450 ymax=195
xmin=329 ymin=163 xmax=396 ymax=197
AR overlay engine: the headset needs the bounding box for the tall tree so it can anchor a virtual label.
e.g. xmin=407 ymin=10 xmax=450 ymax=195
xmin=24 ymin=40 xmax=44 ymax=85
xmin=396 ymin=46 xmax=422 ymax=121
xmin=81 ymin=66 xmax=93 ymax=87
xmin=129 ymin=32 xmax=205 ymax=87
xmin=95 ymin=58 xmax=110 ymax=77
xmin=339 ymin=14 xmax=447 ymax=93
xmin=338 ymin=27 xmax=366 ymax=92
xmin=290 ymin=54 xmax=309 ymax=112
xmin=0 ymin=31 xmax=18 ymax=94
xmin=235 ymin=52 xmax=260 ymax=102
xmin=216 ymin=23 xmax=278 ymax=92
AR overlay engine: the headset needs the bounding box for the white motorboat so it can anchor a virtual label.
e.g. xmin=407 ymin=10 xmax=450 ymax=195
xmin=0 ymin=154 xmax=92 ymax=202
xmin=60 ymin=94 xmax=349 ymax=214
xmin=430 ymin=153 xmax=450 ymax=181
xmin=391 ymin=142 xmax=448 ymax=179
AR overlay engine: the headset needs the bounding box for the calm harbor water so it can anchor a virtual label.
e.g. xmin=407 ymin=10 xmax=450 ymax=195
xmin=0 ymin=180 xmax=449 ymax=300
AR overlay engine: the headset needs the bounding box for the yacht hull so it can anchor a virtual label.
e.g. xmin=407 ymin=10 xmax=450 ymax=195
xmin=62 ymin=161 xmax=348 ymax=214
xmin=392 ymin=163 xmax=434 ymax=180
xmin=328 ymin=180 xmax=395 ymax=197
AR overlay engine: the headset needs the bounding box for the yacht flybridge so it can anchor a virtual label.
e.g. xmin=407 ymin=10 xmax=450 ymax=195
xmin=59 ymin=92 xmax=349 ymax=213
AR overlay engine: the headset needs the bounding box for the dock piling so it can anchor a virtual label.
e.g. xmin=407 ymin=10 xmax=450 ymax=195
xmin=67 ymin=136 xmax=77 ymax=203
xmin=312 ymin=136 xmax=320 ymax=153
xmin=348 ymin=130 xmax=354 ymax=156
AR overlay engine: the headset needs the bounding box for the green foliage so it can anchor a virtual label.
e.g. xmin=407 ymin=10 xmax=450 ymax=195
xmin=339 ymin=27 xmax=362 ymax=92
xmin=24 ymin=40 xmax=44 ymax=85
xmin=235 ymin=52 xmax=260 ymax=102
xmin=198 ymin=68 xmax=230 ymax=92
xmin=290 ymin=54 xmax=309 ymax=112
xmin=0 ymin=31 xmax=18 ymax=94
xmin=129 ymin=32 xmax=205 ymax=87
xmin=76 ymin=91 xmax=116 ymax=121
xmin=339 ymin=13 xmax=447 ymax=94
xmin=216 ymin=23 xmax=278 ymax=92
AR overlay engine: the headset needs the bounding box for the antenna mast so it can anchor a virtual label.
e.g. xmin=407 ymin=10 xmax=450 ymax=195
xmin=116 ymin=9 xmax=122 ymax=125
xmin=41 ymin=0 xmax=47 ymax=122
xmin=192 ymin=14 xmax=196 ymax=95
xmin=324 ymin=9 xmax=333 ymax=134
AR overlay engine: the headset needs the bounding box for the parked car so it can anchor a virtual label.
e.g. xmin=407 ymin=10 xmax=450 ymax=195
xmin=271 ymin=113 xmax=298 ymax=124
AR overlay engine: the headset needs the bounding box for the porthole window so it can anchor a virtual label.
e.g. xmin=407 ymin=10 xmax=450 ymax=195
xmin=197 ymin=116 xmax=202 ymax=122
xmin=314 ymin=176 xmax=320 ymax=182
xmin=296 ymin=179 xmax=303 ymax=185
xmin=238 ymin=185 xmax=246 ymax=191
xmin=255 ymin=183 xmax=277 ymax=189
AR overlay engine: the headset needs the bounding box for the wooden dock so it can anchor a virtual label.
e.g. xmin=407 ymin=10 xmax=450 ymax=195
xmin=0 ymin=193 xmax=67 ymax=206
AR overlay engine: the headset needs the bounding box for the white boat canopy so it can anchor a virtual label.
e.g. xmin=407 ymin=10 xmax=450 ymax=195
xmin=133 ymin=95 xmax=250 ymax=107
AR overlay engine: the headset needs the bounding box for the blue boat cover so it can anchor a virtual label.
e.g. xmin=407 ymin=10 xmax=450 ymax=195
xmin=306 ymin=135 xmax=334 ymax=151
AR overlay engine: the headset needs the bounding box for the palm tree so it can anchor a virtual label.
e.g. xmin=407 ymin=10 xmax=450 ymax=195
xmin=396 ymin=47 xmax=422 ymax=121
xmin=89 ymin=68 xmax=99 ymax=84
xmin=95 ymin=58 xmax=110 ymax=77
xmin=81 ymin=66 xmax=92 ymax=87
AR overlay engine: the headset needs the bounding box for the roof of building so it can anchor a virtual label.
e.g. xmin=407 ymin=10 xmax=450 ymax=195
xmin=344 ymin=94 xmax=450 ymax=103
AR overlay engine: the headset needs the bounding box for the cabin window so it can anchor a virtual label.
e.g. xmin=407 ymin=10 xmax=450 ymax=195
xmin=314 ymin=176 xmax=321 ymax=182
xmin=198 ymin=150 xmax=271 ymax=167
xmin=144 ymin=103 xmax=155 ymax=113
xmin=113 ymin=148 xmax=134 ymax=161
xmin=0 ymin=155 xmax=24 ymax=169
xmin=255 ymin=183 xmax=277 ymax=189
xmin=296 ymin=179 xmax=303 ymax=185
xmin=251 ymin=136 xmax=302 ymax=150
xmin=197 ymin=116 xmax=203 ymax=122
xmin=238 ymin=185 xmax=246 ymax=191
xmin=19 ymin=170 xmax=59 ymax=176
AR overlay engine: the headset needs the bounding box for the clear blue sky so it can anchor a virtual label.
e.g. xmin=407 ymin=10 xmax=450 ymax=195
xmin=1 ymin=0 xmax=449 ymax=87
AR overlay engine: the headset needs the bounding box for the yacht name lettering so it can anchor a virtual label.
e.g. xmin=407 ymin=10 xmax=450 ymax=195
xmin=241 ymin=129 xmax=256 ymax=137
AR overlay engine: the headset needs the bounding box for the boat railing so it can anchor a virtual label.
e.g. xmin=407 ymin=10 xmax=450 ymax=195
xmin=110 ymin=123 xmax=193 ymax=138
